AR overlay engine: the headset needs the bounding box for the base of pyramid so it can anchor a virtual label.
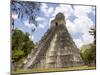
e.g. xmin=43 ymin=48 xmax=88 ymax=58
xmin=28 ymin=54 xmax=84 ymax=69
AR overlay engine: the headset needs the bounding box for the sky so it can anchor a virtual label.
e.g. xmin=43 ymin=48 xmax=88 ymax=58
xmin=12 ymin=2 xmax=96 ymax=48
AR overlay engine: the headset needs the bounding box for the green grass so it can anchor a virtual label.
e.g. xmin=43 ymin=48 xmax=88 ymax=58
xmin=12 ymin=66 xmax=96 ymax=74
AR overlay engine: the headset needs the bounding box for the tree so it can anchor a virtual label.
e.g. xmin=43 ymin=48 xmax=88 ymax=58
xmin=12 ymin=28 xmax=25 ymax=50
xmin=80 ymin=26 xmax=96 ymax=66
xmin=89 ymin=26 xmax=96 ymax=65
xmin=89 ymin=26 xmax=96 ymax=44
xmin=12 ymin=49 xmax=25 ymax=62
xmin=80 ymin=44 xmax=94 ymax=66
xmin=12 ymin=28 xmax=35 ymax=63
xmin=11 ymin=1 xmax=40 ymax=29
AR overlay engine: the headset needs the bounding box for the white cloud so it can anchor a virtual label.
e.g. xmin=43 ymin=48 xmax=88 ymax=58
xmin=66 ymin=15 xmax=93 ymax=33
xmin=74 ymin=39 xmax=83 ymax=48
xmin=48 ymin=17 xmax=55 ymax=26
xmin=36 ymin=17 xmax=45 ymax=21
xmin=65 ymin=6 xmax=94 ymax=48
xmin=82 ymin=32 xmax=94 ymax=45
xmin=18 ymin=27 xmax=24 ymax=31
xmin=48 ymin=7 xmax=54 ymax=14
xmin=38 ymin=24 xmax=46 ymax=29
xmin=40 ymin=3 xmax=48 ymax=16
xmin=73 ymin=32 xmax=94 ymax=48
xmin=24 ymin=20 xmax=36 ymax=28
xmin=37 ymin=20 xmax=48 ymax=29
xmin=74 ymin=5 xmax=93 ymax=18
xmin=74 ymin=32 xmax=94 ymax=48
xmin=41 ymin=3 xmax=54 ymax=17
xmin=47 ymin=4 xmax=74 ymax=28
xmin=66 ymin=20 xmax=75 ymax=33
xmin=41 ymin=3 xmax=48 ymax=10
xmin=73 ymin=16 xmax=93 ymax=33
xmin=29 ymin=35 xmax=34 ymax=41
xmin=12 ymin=13 xmax=18 ymax=19
xmin=40 ymin=3 xmax=95 ymax=48
xmin=52 ymin=4 xmax=73 ymax=19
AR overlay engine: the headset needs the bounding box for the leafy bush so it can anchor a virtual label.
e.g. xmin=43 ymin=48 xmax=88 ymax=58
xmin=80 ymin=44 xmax=96 ymax=66
xmin=12 ymin=49 xmax=24 ymax=62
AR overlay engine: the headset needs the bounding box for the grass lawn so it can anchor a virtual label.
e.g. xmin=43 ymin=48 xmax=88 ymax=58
xmin=12 ymin=66 xmax=96 ymax=74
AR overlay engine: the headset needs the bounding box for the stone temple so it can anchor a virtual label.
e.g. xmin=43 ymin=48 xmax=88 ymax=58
xmin=22 ymin=13 xmax=84 ymax=69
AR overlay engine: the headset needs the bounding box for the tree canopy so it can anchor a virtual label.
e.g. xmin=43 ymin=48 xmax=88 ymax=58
xmin=12 ymin=29 xmax=35 ymax=62
xmin=80 ymin=26 xmax=96 ymax=66
xmin=11 ymin=1 xmax=40 ymax=30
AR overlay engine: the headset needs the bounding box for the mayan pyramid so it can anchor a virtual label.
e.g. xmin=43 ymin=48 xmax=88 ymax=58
xmin=22 ymin=13 xmax=84 ymax=69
